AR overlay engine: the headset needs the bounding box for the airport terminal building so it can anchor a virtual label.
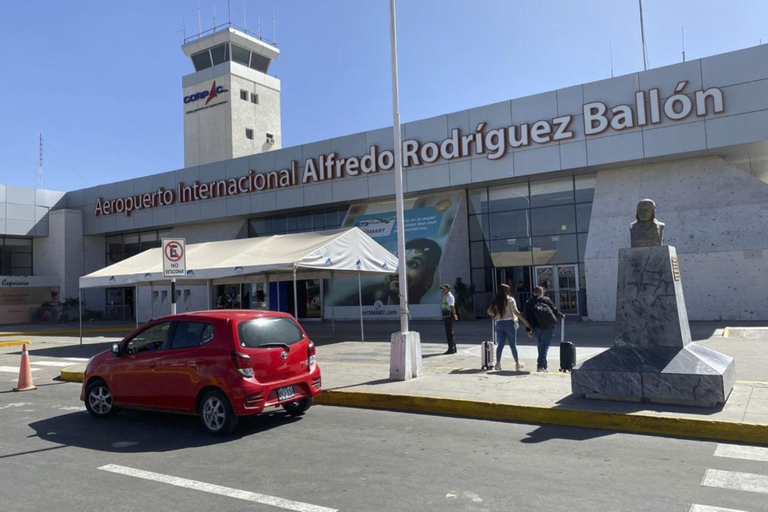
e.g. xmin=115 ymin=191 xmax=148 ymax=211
xmin=1 ymin=26 xmax=767 ymax=325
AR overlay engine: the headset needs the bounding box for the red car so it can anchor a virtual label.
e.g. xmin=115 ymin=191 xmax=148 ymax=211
xmin=80 ymin=310 xmax=322 ymax=435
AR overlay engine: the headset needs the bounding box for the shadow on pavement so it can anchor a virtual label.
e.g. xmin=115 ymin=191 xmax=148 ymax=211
xmin=11 ymin=342 xmax=117 ymax=359
xmin=28 ymin=409 xmax=304 ymax=453
xmin=520 ymin=424 xmax=613 ymax=443
xmin=553 ymin=395 xmax=725 ymax=417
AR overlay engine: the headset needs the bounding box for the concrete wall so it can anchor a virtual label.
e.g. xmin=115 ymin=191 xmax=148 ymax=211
xmin=585 ymin=156 xmax=768 ymax=321
xmin=32 ymin=209 xmax=84 ymax=299
xmin=230 ymin=73 xmax=282 ymax=157
xmin=0 ymin=185 xmax=64 ymax=237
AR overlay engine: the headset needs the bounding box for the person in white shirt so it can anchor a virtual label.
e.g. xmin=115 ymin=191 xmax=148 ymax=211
xmin=487 ymin=283 xmax=531 ymax=371
xmin=440 ymin=284 xmax=458 ymax=354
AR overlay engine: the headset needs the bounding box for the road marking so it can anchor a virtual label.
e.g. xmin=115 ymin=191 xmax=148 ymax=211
xmin=0 ymin=366 xmax=40 ymax=373
xmin=715 ymin=444 xmax=768 ymax=462
xmin=30 ymin=361 xmax=75 ymax=367
xmin=701 ymin=469 xmax=768 ymax=494
xmin=690 ymin=505 xmax=748 ymax=512
xmin=66 ymin=357 xmax=89 ymax=362
xmin=98 ymin=464 xmax=338 ymax=512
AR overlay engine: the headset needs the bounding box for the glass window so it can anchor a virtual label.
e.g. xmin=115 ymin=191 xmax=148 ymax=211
xmin=237 ymin=317 xmax=305 ymax=348
xmin=106 ymin=235 xmax=121 ymax=254
xmin=125 ymin=322 xmax=171 ymax=354
xmin=249 ymin=53 xmax=270 ymax=72
xmin=210 ymin=43 xmax=228 ymax=65
xmin=170 ymin=321 xmax=214 ymax=349
xmin=468 ymin=214 xmax=489 ymax=242
xmin=325 ymin=210 xmax=340 ymax=229
xmin=297 ymin=213 xmax=312 ymax=231
xmin=575 ymin=173 xmax=597 ymax=203
xmin=467 ymin=188 xmax=488 ymax=214
xmin=140 ymin=231 xmax=158 ymax=251
xmin=578 ymin=233 xmax=589 ymax=262
xmin=272 ymin=216 xmax=287 ymax=234
xmin=231 ymin=44 xmax=250 ymax=66
xmin=245 ymin=128 xmax=254 ymax=140
xmin=471 ymin=267 xmax=492 ymax=293
xmin=11 ymin=252 xmax=32 ymax=268
xmin=249 ymin=218 xmax=272 ymax=237
xmin=122 ymin=233 xmax=139 ymax=259
xmin=576 ymin=203 xmax=592 ymax=233
xmin=489 ymin=238 xmax=533 ymax=267
xmin=250 ymin=93 xmax=259 ymax=104
xmin=531 ymin=205 xmax=576 ymax=236
xmin=191 ymin=50 xmax=212 ymax=71
xmin=312 ymin=212 xmax=325 ymax=231
xmin=158 ymin=229 xmax=172 ymax=240
xmin=489 ymin=210 xmax=529 ymax=239
xmin=470 ymin=241 xmax=491 ymax=268
xmin=240 ymin=90 xmax=248 ymax=101
xmin=489 ymin=183 xmax=528 ymax=212
xmin=285 ymin=215 xmax=298 ymax=233
xmin=530 ymin=177 xmax=574 ymax=208
xmin=531 ymin=234 xmax=578 ymax=265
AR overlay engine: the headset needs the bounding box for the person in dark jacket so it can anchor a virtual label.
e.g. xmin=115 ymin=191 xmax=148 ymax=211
xmin=524 ymin=286 xmax=564 ymax=372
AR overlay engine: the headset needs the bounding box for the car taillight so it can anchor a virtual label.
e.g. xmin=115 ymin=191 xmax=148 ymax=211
xmin=307 ymin=340 xmax=316 ymax=368
xmin=231 ymin=351 xmax=254 ymax=378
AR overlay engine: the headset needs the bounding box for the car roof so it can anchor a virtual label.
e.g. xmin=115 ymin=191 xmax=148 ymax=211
xmin=150 ymin=310 xmax=294 ymax=323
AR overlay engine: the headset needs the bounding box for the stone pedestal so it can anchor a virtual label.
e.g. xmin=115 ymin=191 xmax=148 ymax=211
xmin=390 ymin=331 xmax=423 ymax=381
xmin=572 ymin=246 xmax=735 ymax=407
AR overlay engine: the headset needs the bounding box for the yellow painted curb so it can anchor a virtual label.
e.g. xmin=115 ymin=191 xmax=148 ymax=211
xmin=0 ymin=339 xmax=31 ymax=348
xmin=60 ymin=366 xmax=85 ymax=383
xmin=0 ymin=327 xmax=131 ymax=337
xmin=723 ymin=327 xmax=731 ymax=338
xmin=315 ymin=390 xmax=768 ymax=445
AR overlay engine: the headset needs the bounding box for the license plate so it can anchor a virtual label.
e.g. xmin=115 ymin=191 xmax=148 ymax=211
xmin=277 ymin=386 xmax=295 ymax=401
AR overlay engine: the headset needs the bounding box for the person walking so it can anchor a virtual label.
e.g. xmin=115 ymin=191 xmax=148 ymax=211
xmin=524 ymin=286 xmax=564 ymax=372
xmin=441 ymin=284 xmax=458 ymax=354
xmin=487 ymin=284 xmax=530 ymax=371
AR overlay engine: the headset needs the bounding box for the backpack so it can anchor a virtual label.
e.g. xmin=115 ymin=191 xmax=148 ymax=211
xmin=533 ymin=299 xmax=558 ymax=330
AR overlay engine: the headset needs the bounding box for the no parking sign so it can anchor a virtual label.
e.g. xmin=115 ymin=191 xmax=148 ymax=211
xmin=162 ymin=238 xmax=186 ymax=278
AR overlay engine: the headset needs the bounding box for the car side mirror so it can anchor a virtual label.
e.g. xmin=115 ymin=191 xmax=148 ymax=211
xmin=112 ymin=343 xmax=121 ymax=356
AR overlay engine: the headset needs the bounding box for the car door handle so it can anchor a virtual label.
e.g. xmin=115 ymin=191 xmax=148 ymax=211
xmin=192 ymin=358 xmax=205 ymax=367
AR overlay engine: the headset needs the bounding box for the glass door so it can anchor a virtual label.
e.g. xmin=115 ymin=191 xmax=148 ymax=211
xmin=534 ymin=264 xmax=580 ymax=315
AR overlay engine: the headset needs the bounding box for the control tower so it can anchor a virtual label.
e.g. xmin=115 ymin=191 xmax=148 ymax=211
xmin=181 ymin=25 xmax=281 ymax=167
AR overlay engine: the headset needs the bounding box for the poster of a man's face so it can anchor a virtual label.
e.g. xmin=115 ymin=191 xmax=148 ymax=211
xmin=384 ymin=238 xmax=442 ymax=304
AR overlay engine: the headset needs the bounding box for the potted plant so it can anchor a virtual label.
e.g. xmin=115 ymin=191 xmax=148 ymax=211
xmin=453 ymin=277 xmax=476 ymax=321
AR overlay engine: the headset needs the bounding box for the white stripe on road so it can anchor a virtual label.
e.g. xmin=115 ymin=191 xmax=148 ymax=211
xmin=715 ymin=444 xmax=768 ymax=462
xmin=702 ymin=469 xmax=768 ymax=495
xmin=0 ymin=366 xmax=40 ymax=373
xmin=690 ymin=505 xmax=748 ymax=512
xmin=66 ymin=357 xmax=89 ymax=362
xmin=30 ymin=361 xmax=75 ymax=367
xmin=98 ymin=464 xmax=337 ymax=512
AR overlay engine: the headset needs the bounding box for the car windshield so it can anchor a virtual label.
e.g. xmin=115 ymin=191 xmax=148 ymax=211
xmin=237 ymin=317 xmax=305 ymax=348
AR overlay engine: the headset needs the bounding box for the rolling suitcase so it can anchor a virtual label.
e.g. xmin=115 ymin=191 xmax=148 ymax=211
xmin=559 ymin=317 xmax=576 ymax=372
xmin=481 ymin=320 xmax=497 ymax=370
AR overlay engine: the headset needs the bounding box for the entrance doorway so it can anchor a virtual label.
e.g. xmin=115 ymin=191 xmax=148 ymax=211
xmin=534 ymin=265 xmax=580 ymax=315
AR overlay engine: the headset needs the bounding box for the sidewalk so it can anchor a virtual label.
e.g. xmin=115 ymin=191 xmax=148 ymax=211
xmin=53 ymin=319 xmax=768 ymax=444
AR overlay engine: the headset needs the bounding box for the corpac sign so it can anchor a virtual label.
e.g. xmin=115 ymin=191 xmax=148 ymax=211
xmin=184 ymin=80 xmax=228 ymax=105
xmin=162 ymin=238 xmax=187 ymax=278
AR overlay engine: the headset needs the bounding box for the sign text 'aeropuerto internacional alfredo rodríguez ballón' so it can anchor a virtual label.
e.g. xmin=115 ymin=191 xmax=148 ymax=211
xmin=94 ymin=81 xmax=725 ymax=217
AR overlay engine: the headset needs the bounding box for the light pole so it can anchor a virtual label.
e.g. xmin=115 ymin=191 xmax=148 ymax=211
xmin=388 ymin=0 xmax=422 ymax=381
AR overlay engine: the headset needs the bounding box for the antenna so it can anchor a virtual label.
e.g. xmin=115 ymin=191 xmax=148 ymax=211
xmin=638 ymin=0 xmax=648 ymax=71
xmin=213 ymin=3 xmax=217 ymax=29
xmin=176 ymin=17 xmax=187 ymax=40
xmin=243 ymin=0 xmax=246 ymax=30
xmin=38 ymin=133 xmax=43 ymax=189
xmin=258 ymin=17 xmax=261 ymax=39
xmin=197 ymin=0 xmax=201 ymax=36
xmin=272 ymin=3 xmax=276 ymax=44
xmin=682 ymin=26 xmax=686 ymax=62
xmin=609 ymin=42 xmax=614 ymax=78
xmin=228 ymin=0 xmax=231 ymax=24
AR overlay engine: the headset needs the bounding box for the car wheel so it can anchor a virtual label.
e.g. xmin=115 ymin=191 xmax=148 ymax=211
xmin=282 ymin=397 xmax=313 ymax=416
xmin=85 ymin=380 xmax=119 ymax=418
xmin=199 ymin=390 xmax=238 ymax=435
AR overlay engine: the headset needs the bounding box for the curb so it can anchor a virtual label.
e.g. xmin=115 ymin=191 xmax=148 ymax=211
xmin=314 ymin=390 xmax=768 ymax=445
xmin=0 ymin=327 xmax=131 ymax=338
xmin=0 ymin=340 xmax=30 ymax=348
xmin=60 ymin=365 xmax=85 ymax=383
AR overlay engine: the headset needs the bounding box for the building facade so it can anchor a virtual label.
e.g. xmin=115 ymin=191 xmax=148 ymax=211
xmin=1 ymin=29 xmax=767 ymax=325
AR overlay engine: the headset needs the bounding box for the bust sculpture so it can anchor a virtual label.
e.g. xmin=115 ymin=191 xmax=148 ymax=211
xmin=630 ymin=199 xmax=664 ymax=247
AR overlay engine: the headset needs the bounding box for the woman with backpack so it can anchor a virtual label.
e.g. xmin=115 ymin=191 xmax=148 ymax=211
xmin=487 ymin=284 xmax=531 ymax=371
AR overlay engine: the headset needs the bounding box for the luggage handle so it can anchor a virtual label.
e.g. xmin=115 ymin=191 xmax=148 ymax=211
xmin=560 ymin=317 xmax=565 ymax=344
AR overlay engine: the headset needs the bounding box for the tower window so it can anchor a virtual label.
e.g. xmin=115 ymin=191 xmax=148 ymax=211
xmin=266 ymin=133 xmax=275 ymax=144
xmin=240 ymin=90 xmax=248 ymax=101
xmin=245 ymin=128 xmax=254 ymax=140
xmin=250 ymin=93 xmax=259 ymax=104
xmin=191 ymin=50 xmax=212 ymax=71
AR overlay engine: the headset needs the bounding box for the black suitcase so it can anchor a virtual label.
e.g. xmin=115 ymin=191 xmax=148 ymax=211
xmin=559 ymin=318 xmax=576 ymax=372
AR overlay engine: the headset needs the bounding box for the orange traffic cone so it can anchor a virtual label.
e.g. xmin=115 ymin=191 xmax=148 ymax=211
xmin=13 ymin=344 xmax=37 ymax=392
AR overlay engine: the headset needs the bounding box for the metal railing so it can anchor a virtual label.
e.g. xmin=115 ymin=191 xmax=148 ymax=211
xmin=475 ymin=290 xmax=585 ymax=317
xmin=184 ymin=21 xmax=276 ymax=46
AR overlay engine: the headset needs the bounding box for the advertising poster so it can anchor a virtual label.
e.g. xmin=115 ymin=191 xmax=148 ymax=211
xmin=0 ymin=277 xmax=60 ymax=325
xmin=328 ymin=192 xmax=461 ymax=319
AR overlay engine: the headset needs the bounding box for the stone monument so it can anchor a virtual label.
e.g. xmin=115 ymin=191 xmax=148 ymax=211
xmin=571 ymin=200 xmax=735 ymax=407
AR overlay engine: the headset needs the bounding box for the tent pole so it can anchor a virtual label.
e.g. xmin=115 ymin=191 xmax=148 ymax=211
xmin=277 ymin=273 xmax=281 ymax=312
xmin=330 ymin=271 xmax=335 ymax=334
xmin=207 ymin=279 xmax=211 ymax=310
xmin=79 ymin=287 xmax=83 ymax=347
xmin=150 ymin=283 xmax=154 ymax=319
xmin=135 ymin=285 xmax=139 ymax=328
xmin=357 ymin=267 xmax=364 ymax=343
xmin=292 ymin=265 xmax=298 ymax=319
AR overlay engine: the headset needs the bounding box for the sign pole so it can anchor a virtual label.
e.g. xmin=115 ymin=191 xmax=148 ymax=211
xmin=171 ymin=278 xmax=176 ymax=315
xmin=162 ymin=238 xmax=186 ymax=316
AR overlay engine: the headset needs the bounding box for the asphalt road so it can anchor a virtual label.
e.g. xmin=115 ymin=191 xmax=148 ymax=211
xmin=1 ymin=367 xmax=766 ymax=512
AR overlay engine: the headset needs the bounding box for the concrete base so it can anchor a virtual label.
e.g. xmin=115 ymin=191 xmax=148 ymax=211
xmin=571 ymin=343 xmax=735 ymax=407
xmin=390 ymin=331 xmax=423 ymax=381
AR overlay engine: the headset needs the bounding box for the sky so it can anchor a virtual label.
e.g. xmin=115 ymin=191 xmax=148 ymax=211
xmin=1 ymin=0 xmax=766 ymax=192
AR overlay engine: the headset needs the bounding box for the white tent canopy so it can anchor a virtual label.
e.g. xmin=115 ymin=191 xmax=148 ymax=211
xmin=77 ymin=228 xmax=398 ymax=344
xmin=79 ymin=227 xmax=398 ymax=289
